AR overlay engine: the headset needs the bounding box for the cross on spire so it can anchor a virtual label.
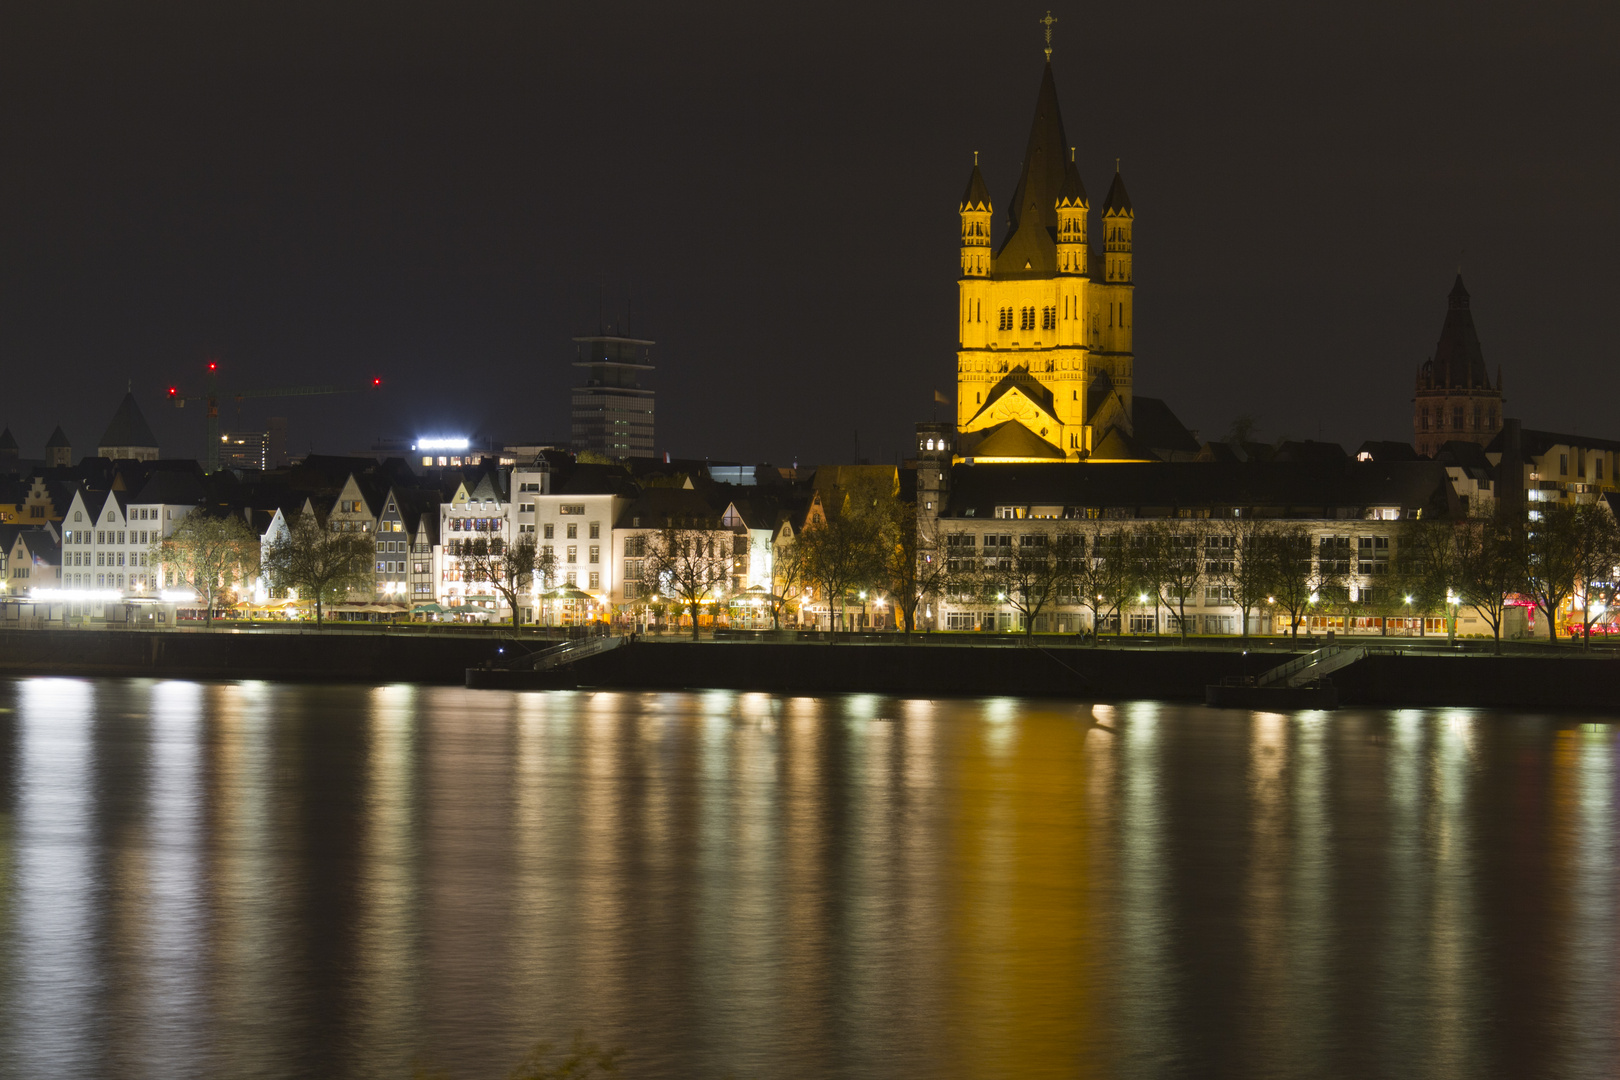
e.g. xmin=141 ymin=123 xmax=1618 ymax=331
xmin=1040 ymin=10 xmax=1057 ymax=62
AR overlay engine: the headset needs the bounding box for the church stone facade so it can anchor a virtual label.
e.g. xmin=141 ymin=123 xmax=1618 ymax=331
xmin=955 ymin=56 xmax=1139 ymax=463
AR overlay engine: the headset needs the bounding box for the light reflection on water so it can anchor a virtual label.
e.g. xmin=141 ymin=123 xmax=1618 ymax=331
xmin=0 ymin=679 xmax=1616 ymax=1079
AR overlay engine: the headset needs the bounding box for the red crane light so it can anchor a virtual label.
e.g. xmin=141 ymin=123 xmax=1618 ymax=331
xmin=372 ymin=377 xmax=382 ymax=387
xmin=168 ymin=386 xmax=178 ymax=396
xmin=207 ymin=361 xmax=217 ymax=371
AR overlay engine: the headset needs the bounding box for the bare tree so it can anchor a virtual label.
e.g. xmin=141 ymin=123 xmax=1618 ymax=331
xmin=1523 ymin=502 xmax=1582 ymax=642
xmin=642 ymin=525 xmax=733 ymax=640
xmin=456 ymin=529 xmax=541 ymax=629
xmin=1220 ymin=517 xmax=1278 ymax=641
xmin=797 ymin=499 xmax=883 ymax=638
xmin=262 ymin=511 xmax=375 ymax=627
xmin=873 ymin=498 xmax=948 ymax=635
xmin=1073 ymin=527 xmax=1139 ymax=640
xmin=766 ymin=529 xmax=807 ymax=630
xmin=1266 ymin=524 xmax=1318 ymax=639
xmin=152 ymin=511 xmax=259 ymax=627
xmin=1446 ymin=513 xmax=1527 ymax=652
xmin=1568 ymin=502 xmax=1620 ymax=648
xmin=1142 ymin=520 xmax=1206 ymax=644
xmin=982 ymin=523 xmax=1087 ymax=636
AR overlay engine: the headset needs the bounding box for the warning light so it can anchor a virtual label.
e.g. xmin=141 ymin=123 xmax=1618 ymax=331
xmin=168 ymin=387 xmax=177 ymax=396
xmin=207 ymin=361 xmax=217 ymax=371
xmin=372 ymin=378 xmax=382 ymax=387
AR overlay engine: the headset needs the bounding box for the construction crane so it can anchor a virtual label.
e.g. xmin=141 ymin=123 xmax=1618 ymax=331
xmin=168 ymin=359 xmax=384 ymax=472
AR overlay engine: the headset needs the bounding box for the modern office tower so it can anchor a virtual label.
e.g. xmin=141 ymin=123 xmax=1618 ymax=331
xmin=219 ymin=430 xmax=269 ymax=471
xmin=570 ymin=334 xmax=655 ymax=459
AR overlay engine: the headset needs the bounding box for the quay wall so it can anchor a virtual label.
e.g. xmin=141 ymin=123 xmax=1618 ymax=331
xmin=2 ymin=629 xmax=1616 ymax=711
xmin=0 ymin=627 xmax=501 ymax=684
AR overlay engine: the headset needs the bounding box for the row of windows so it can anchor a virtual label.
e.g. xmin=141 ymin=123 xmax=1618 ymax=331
xmin=62 ymin=530 xmax=155 ymax=546
xmin=538 ymin=545 xmax=600 ymax=564
xmin=1557 ymin=453 xmax=1607 ymax=481
xmin=60 ymin=573 xmax=147 ymax=589
xmin=977 ymin=300 xmax=1118 ymax=332
xmin=62 ymin=551 xmax=150 ymax=567
xmin=1419 ymin=404 xmax=1499 ymax=432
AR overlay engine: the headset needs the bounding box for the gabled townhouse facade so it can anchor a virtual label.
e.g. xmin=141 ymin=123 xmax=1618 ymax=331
xmin=5 ymin=527 xmax=60 ymax=593
xmin=438 ymin=468 xmax=509 ymax=617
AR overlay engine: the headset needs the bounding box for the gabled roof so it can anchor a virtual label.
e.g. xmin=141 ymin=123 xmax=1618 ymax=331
xmin=1091 ymin=425 xmax=1149 ymax=462
xmin=967 ymin=419 xmax=1066 ymax=460
xmin=1132 ymin=397 xmax=1199 ymax=455
xmin=1434 ymin=440 xmax=1495 ymax=481
xmin=0 ymin=427 xmax=17 ymax=451
xmin=86 ymin=489 xmax=129 ymax=522
xmin=97 ymin=393 xmax=159 ymax=451
xmin=1356 ymin=440 xmax=1422 ymax=463
xmin=45 ymin=426 xmax=70 ymax=449
xmin=131 ymin=468 xmax=207 ymax=506
xmin=557 ymin=463 xmax=638 ymax=497
xmin=967 ymin=366 xmax=1060 ymax=428
xmin=1102 ymin=169 xmax=1133 ymax=216
xmin=14 ymin=527 xmax=60 ymax=564
xmin=467 ymin=470 xmax=504 ymax=504
xmin=616 ymin=486 xmax=727 ymax=529
xmin=994 ymin=62 xmax=1069 ymax=277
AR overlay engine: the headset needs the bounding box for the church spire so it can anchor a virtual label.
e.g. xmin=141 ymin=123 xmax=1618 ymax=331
xmin=994 ymin=60 xmax=1070 ymax=276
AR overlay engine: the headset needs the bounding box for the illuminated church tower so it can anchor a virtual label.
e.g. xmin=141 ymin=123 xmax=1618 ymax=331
xmin=955 ymin=25 xmax=1139 ymax=462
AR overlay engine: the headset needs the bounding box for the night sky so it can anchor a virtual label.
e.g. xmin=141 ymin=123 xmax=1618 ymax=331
xmin=3 ymin=2 xmax=1616 ymax=468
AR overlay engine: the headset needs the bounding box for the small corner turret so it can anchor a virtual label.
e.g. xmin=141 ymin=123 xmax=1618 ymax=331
xmin=1102 ymin=168 xmax=1133 ymax=284
xmin=959 ymin=155 xmax=993 ymax=279
xmin=1055 ymin=149 xmax=1088 ymax=275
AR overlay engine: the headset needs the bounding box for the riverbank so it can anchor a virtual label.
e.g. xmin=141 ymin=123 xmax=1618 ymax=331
xmin=0 ymin=626 xmax=501 ymax=683
xmin=2 ymin=628 xmax=1615 ymax=710
xmin=477 ymin=639 xmax=1620 ymax=711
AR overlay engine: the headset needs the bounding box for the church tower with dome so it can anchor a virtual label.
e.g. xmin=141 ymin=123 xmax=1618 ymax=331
xmin=954 ymin=21 xmax=1141 ymax=463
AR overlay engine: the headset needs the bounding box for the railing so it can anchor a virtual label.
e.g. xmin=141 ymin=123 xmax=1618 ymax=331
xmin=1257 ymin=646 xmax=1353 ymax=687
xmin=519 ymin=635 xmax=625 ymax=671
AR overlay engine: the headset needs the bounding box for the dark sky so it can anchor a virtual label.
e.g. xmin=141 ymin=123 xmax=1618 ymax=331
xmin=3 ymin=1 xmax=1617 ymax=467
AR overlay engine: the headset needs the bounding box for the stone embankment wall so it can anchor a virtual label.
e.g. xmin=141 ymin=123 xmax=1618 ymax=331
xmin=0 ymin=628 xmax=501 ymax=684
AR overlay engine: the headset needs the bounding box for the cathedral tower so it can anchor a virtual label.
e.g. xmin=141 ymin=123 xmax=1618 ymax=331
xmin=953 ymin=38 xmax=1140 ymax=463
xmin=1412 ymin=275 xmax=1503 ymax=457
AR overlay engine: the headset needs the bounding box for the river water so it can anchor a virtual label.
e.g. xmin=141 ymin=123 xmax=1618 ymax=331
xmin=0 ymin=679 xmax=1615 ymax=1079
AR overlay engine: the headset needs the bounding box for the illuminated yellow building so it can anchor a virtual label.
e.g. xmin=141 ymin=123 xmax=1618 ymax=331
xmin=955 ymin=48 xmax=1140 ymax=463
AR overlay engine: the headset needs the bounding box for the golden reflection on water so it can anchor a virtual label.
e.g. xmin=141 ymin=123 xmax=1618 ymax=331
xmin=948 ymin=703 xmax=1097 ymax=1076
xmin=1 ymin=681 xmax=1618 ymax=1079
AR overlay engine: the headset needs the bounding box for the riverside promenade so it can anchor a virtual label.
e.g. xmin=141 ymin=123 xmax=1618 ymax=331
xmin=2 ymin=625 xmax=1615 ymax=710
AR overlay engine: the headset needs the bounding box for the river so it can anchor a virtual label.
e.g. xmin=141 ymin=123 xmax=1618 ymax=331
xmin=0 ymin=678 xmax=1614 ymax=1078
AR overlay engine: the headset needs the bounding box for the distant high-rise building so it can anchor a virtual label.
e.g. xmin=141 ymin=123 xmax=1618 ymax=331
xmin=220 ymin=430 xmax=269 ymax=471
xmin=1413 ymin=275 xmax=1504 ymax=457
xmin=268 ymin=417 xmax=288 ymax=468
xmin=571 ymin=335 xmax=655 ymax=459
